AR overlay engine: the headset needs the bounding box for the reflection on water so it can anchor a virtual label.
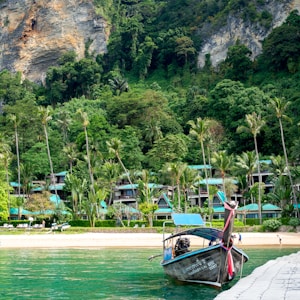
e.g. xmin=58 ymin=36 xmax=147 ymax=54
xmin=0 ymin=247 xmax=298 ymax=299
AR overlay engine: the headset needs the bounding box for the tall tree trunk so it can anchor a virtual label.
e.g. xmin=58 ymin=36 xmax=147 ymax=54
xmin=5 ymin=163 xmax=11 ymax=220
xmin=254 ymin=136 xmax=262 ymax=225
xmin=43 ymin=124 xmax=58 ymax=203
xmin=201 ymin=140 xmax=210 ymax=215
xmin=15 ymin=127 xmax=21 ymax=197
xmin=177 ymin=181 xmax=181 ymax=211
xmin=84 ymin=126 xmax=95 ymax=195
xmin=279 ymin=118 xmax=299 ymax=217
xmin=116 ymin=153 xmax=136 ymax=197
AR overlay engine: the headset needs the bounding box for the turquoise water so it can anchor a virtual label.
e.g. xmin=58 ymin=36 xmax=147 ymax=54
xmin=0 ymin=247 xmax=298 ymax=299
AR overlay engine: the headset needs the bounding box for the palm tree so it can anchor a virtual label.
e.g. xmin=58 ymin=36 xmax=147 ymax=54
xmin=108 ymin=76 xmax=129 ymax=96
xmin=95 ymin=187 xmax=108 ymax=220
xmin=65 ymin=173 xmax=87 ymax=219
xmin=65 ymin=174 xmax=79 ymax=218
xmin=181 ymin=167 xmax=200 ymax=213
xmin=235 ymin=175 xmax=248 ymax=206
xmin=235 ymin=151 xmax=257 ymax=203
xmin=38 ymin=106 xmax=58 ymax=201
xmin=188 ymin=117 xmax=211 ymax=209
xmin=84 ymin=190 xmax=98 ymax=227
xmin=137 ymin=169 xmax=152 ymax=204
xmin=237 ymin=112 xmax=265 ymax=224
xmin=166 ymin=162 xmax=187 ymax=211
xmin=269 ymin=97 xmax=299 ymax=217
xmin=63 ymin=143 xmax=78 ymax=174
xmin=235 ymin=151 xmax=257 ymax=187
xmin=211 ymin=150 xmax=234 ymax=196
xmin=56 ymin=110 xmax=71 ymax=143
xmin=76 ymin=109 xmax=95 ymax=195
xmin=100 ymin=161 xmax=121 ymax=206
xmin=137 ymin=169 xmax=160 ymax=227
xmin=267 ymin=175 xmax=291 ymax=210
xmin=269 ymin=155 xmax=287 ymax=176
xmin=206 ymin=119 xmax=224 ymax=177
xmin=8 ymin=114 xmax=21 ymax=198
xmin=20 ymin=163 xmax=34 ymax=199
xmin=144 ymin=119 xmax=163 ymax=145
xmin=107 ymin=138 xmax=135 ymax=197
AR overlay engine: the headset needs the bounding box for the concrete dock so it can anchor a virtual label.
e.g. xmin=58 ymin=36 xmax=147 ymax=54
xmin=215 ymin=251 xmax=300 ymax=299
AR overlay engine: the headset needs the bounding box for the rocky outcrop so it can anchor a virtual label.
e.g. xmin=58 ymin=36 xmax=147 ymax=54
xmin=0 ymin=0 xmax=108 ymax=83
xmin=1 ymin=0 xmax=300 ymax=82
xmin=198 ymin=0 xmax=300 ymax=68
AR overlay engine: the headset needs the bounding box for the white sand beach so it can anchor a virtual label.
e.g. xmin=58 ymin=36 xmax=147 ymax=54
xmin=0 ymin=232 xmax=299 ymax=249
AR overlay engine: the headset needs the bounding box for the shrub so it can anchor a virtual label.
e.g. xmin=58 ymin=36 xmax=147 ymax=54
xmin=288 ymin=218 xmax=300 ymax=228
xmin=153 ymin=220 xmax=175 ymax=227
xmin=280 ymin=217 xmax=290 ymax=225
xmin=262 ymin=219 xmax=282 ymax=232
xmin=69 ymin=220 xmax=90 ymax=227
xmin=245 ymin=219 xmax=260 ymax=226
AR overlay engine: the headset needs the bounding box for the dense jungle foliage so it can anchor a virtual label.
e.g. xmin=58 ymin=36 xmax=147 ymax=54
xmin=1 ymin=1 xmax=300 ymax=221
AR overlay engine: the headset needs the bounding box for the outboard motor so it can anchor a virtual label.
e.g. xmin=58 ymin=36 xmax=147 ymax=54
xmin=174 ymin=237 xmax=190 ymax=256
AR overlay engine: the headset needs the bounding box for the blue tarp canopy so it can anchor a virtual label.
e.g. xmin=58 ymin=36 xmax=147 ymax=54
xmin=164 ymin=227 xmax=223 ymax=242
xmin=172 ymin=213 xmax=205 ymax=226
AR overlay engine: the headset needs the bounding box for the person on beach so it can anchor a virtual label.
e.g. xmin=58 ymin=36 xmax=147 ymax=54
xmin=277 ymin=235 xmax=282 ymax=244
xmin=238 ymin=233 xmax=242 ymax=244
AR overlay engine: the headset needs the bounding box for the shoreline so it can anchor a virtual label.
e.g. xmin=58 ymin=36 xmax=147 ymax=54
xmin=0 ymin=232 xmax=299 ymax=249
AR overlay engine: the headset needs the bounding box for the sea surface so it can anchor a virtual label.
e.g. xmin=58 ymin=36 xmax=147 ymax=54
xmin=0 ymin=247 xmax=298 ymax=300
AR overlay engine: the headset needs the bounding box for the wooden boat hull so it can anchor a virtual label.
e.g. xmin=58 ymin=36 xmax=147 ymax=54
xmin=161 ymin=245 xmax=248 ymax=287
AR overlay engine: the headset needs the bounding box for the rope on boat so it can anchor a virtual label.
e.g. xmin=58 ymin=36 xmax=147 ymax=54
xmin=148 ymin=253 xmax=162 ymax=261
xmin=221 ymin=242 xmax=235 ymax=279
xmin=223 ymin=201 xmax=238 ymax=235
xmin=221 ymin=201 xmax=238 ymax=280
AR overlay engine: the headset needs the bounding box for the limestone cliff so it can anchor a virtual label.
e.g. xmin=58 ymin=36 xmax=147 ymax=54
xmin=0 ymin=0 xmax=108 ymax=83
xmin=198 ymin=0 xmax=300 ymax=68
xmin=1 ymin=0 xmax=300 ymax=83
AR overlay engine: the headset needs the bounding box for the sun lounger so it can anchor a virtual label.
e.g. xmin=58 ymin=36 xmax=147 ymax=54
xmin=1 ymin=223 xmax=14 ymax=228
xmin=32 ymin=224 xmax=43 ymax=229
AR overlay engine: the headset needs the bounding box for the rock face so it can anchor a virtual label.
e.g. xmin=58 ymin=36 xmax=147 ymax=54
xmin=198 ymin=0 xmax=300 ymax=68
xmin=0 ymin=0 xmax=107 ymax=83
xmin=1 ymin=0 xmax=300 ymax=82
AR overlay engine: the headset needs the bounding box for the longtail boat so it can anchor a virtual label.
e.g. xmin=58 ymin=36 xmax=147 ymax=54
xmin=158 ymin=201 xmax=248 ymax=288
